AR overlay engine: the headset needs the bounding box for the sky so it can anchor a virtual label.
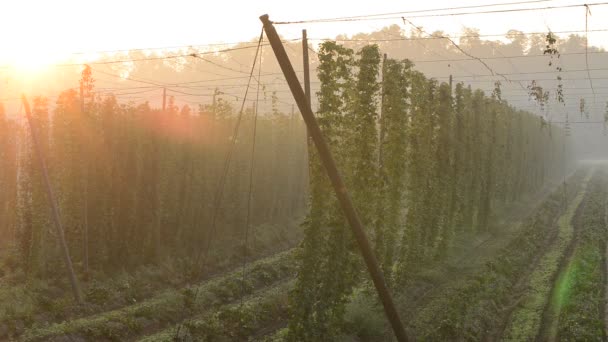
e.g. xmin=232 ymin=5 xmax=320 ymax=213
xmin=1 ymin=0 xmax=606 ymax=155
xmin=1 ymin=0 xmax=608 ymax=68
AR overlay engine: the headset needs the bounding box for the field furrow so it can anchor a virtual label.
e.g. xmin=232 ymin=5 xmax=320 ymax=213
xmin=547 ymin=169 xmax=607 ymax=341
xmin=500 ymin=170 xmax=591 ymax=341
xmin=21 ymin=250 xmax=296 ymax=342
xmin=137 ymin=280 xmax=293 ymax=342
xmin=406 ymin=170 xmax=589 ymax=341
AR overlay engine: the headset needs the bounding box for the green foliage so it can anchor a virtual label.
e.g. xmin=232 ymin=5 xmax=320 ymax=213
xmin=1 ymin=36 xmax=579 ymax=342
xmin=527 ymin=80 xmax=550 ymax=113
xmin=289 ymin=41 xmax=357 ymax=341
xmin=556 ymin=171 xmax=607 ymax=341
xmin=141 ymin=280 xmax=293 ymax=342
xmin=21 ymin=250 xmax=296 ymax=341
xmin=343 ymin=288 xmax=386 ymax=339
xmin=0 ymin=103 xmax=19 ymax=246
xmin=503 ymin=174 xmax=588 ymax=341
xmin=18 ymin=97 xmax=53 ymax=276
xmin=8 ymin=84 xmax=307 ymax=274
xmin=289 ymin=41 xmax=572 ymax=339
xmin=376 ymin=58 xmax=411 ymax=278
xmin=557 ymin=246 xmax=604 ymax=341
xmin=407 ymin=170 xmax=587 ymax=340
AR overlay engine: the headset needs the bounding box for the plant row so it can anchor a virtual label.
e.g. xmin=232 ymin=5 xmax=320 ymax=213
xmin=139 ymin=280 xmax=293 ymax=341
xmin=501 ymin=170 xmax=591 ymax=340
xmin=22 ymin=250 xmax=296 ymax=341
xmin=556 ymin=169 xmax=607 ymax=341
xmin=0 ymin=82 xmax=307 ymax=275
xmin=409 ymin=170 xmax=588 ymax=340
xmin=289 ymin=41 xmax=574 ymax=339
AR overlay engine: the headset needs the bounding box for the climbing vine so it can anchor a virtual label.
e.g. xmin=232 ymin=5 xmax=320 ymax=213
xmin=289 ymin=41 xmax=570 ymax=339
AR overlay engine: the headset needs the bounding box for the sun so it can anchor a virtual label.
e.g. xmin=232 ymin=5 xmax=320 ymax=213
xmin=5 ymin=54 xmax=55 ymax=75
xmin=10 ymin=56 xmax=49 ymax=73
xmin=1 ymin=43 xmax=68 ymax=75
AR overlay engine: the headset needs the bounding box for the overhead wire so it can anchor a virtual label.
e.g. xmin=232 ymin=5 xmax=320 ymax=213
xmin=172 ymin=26 xmax=265 ymax=342
xmin=0 ymin=45 xmax=272 ymax=69
xmin=189 ymin=54 xmax=251 ymax=75
xmin=584 ymin=4 xmax=597 ymax=108
xmin=382 ymin=23 xmax=482 ymax=78
xmin=273 ymin=2 xmax=608 ymax=24
xmin=7 ymin=2 xmax=607 ymax=123
xmin=273 ymin=0 xmax=556 ymax=24
xmin=308 ymin=28 xmax=608 ymax=42
xmin=401 ymin=16 xmax=512 ymax=87
xmin=240 ymin=26 xmax=263 ymax=332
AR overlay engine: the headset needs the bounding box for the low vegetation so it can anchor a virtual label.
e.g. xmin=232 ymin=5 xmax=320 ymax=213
xmin=502 ymin=171 xmax=590 ymax=340
xmin=410 ymin=170 xmax=587 ymax=340
xmin=21 ymin=250 xmax=296 ymax=341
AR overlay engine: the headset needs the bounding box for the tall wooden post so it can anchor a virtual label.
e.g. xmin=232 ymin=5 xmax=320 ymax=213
xmin=260 ymin=15 xmax=409 ymax=342
xmin=79 ymin=82 xmax=89 ymax=280
xmin=156 ymin=88 xmax=166 ymax=261
xmin=449 ymin=74 xmax=453 ymax=93
xmin=22 ymin=95 xmax=84 ymax=304
xmin=302 ymin=29 xmax=311 ymax=108
xmin=302 ymin=28 xmax=313 ymax=195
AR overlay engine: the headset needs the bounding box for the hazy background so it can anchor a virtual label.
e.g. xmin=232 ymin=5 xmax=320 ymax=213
xmin=1 ymin=0 xmax=607 ymax=159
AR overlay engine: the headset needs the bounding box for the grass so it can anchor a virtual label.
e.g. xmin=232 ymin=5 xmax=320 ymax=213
xmin=260 ymin=327 xmax=289 ymax=342
xmin=554 ymin=173 xmax=606 ymax=341
xmin=408 ymin=170 xmax=588 ymax=341
xmin=0 ymin=220 xmax=302 ymax=340
xmin=139 ymin=280 xmax=294 ymax=341
xmin=21 ymin=250 xmax=296 ymax=342
xmin=501 ymin=171 xmax=589 ymax=341
xmin=557 ymin=245 xmax=604 ymax=341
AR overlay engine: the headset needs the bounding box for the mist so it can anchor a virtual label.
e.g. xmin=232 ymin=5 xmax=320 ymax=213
xmin=1 ymin=3 xmax=608 ymax=341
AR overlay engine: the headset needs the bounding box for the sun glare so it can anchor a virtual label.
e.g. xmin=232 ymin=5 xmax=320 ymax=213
xmin=2 ymin=44 xmax=68 ymax=75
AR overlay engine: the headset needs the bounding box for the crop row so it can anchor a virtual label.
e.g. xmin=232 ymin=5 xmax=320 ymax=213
xmin=556 ymin=170 xmax=607 ymax=341
xmin=501 ymin=171 xmax=589 ymax=340
xmin=409 ymin=170 xmax=589 ymax=340
xmin=139 ymin=280 xmax=293 ymax=341
xmin=22 ymin=250 xmax=296 ymax=341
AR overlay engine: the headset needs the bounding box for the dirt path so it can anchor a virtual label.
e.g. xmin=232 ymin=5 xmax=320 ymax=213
xmin=403 ymin=173 xmax=586 ymax=328
xmin=498 ymin=170 xmax=591 ymax=341
xmin=535 ymin=168 xmax=608 ymax=342
xmin=400 ymin=179 xmax=571 ymax=323
xmin=537 ymin=190 xmax=591 ymax=342
xmin=132 ymin=278 xmax=293 ymax=342
xmin=489 ymin=219 xmax=562 ymax=341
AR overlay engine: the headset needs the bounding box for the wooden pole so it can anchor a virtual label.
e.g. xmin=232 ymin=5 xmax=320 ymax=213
xmin=302 ymin=29 xmax=311 ymax=108
xmin=302 ymin=28 xmax=313 ymax=198
xmin=302 ymin=29 xmax=312 ymax=143
xmin=79 ymin=82 xmax=89 ymax=280
xmin=449 ymin=74 xmax=453 ymax=93
xmin=156 ymin=88 xmax=166 ymax=260
xmin=22 ymin=95 xmax=84 ymax=304
xmin=260 ymin=15 xmax=409 ymax=342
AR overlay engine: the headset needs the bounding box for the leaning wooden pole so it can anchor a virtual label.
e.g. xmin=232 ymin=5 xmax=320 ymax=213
xmin=22 ymin=95 xmax=84 ymax=304
xmin=79 ymin=82 xmax=89 ymax=280
xmin=259 ymin=15 xmax=409 ymax=342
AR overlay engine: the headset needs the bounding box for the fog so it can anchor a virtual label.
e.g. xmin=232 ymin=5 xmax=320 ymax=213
xmin=2 ymin=3 xmax=608 ymax=341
